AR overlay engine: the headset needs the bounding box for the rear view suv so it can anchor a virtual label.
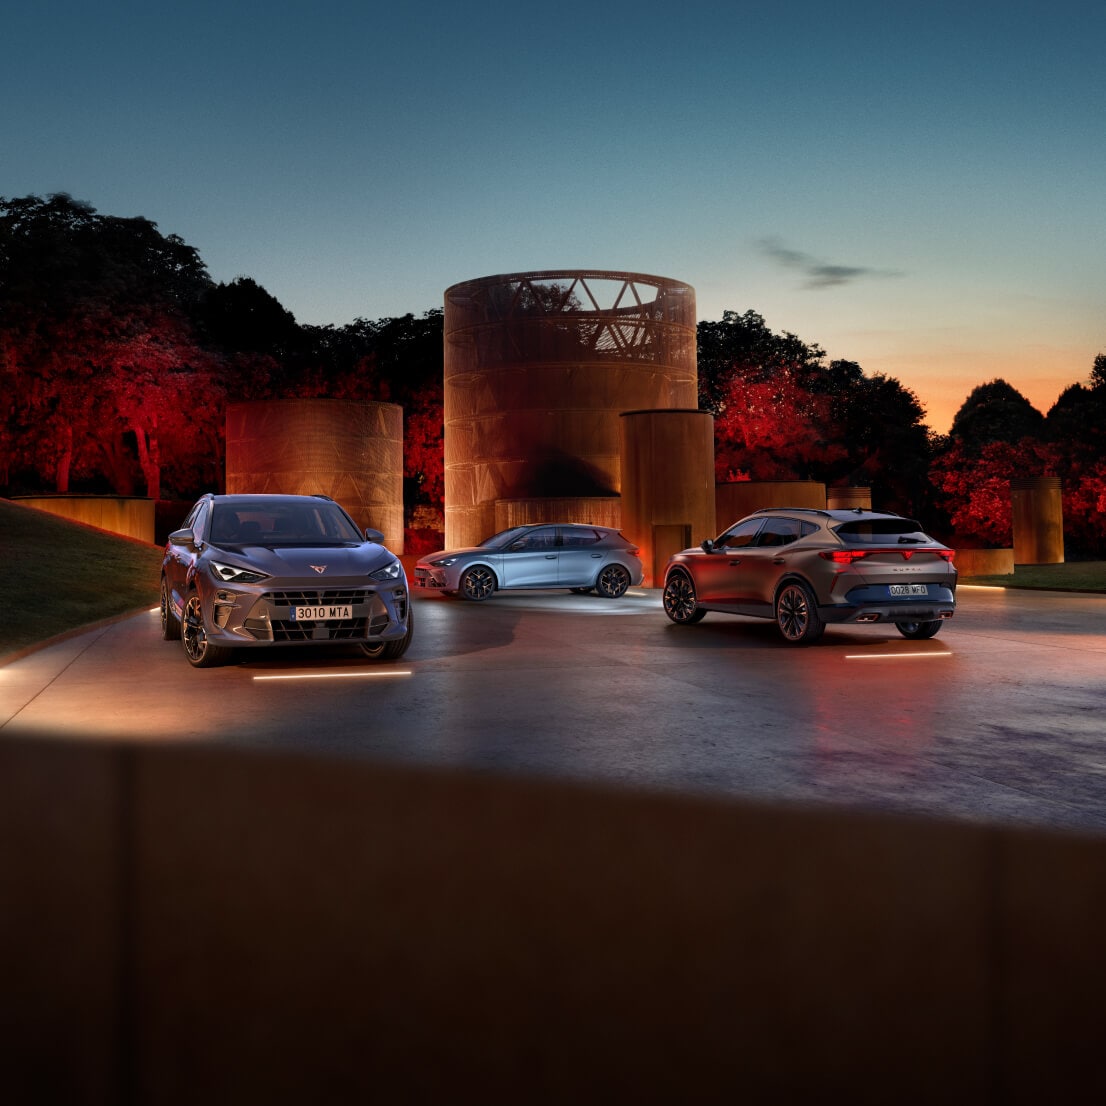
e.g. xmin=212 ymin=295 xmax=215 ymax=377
xmin=662 ymin=508 xmax=956 ymax=645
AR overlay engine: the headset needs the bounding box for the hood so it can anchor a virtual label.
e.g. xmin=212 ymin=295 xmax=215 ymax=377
xmin=222 ymin=542 xmax=396 ymax=579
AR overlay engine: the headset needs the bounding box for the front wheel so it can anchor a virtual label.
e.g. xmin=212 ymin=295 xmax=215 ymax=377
xmin=459 ymin=565 xmax=497 ymax=601
xmin=160 ymin=578 xmax=180 ymax=641
xmin=360 ymin=602 xmax=413 ymax=660
xmin=775 ymin=581 xmax=824 ymax=645
xmin=181 ymin=594 xmax=233 ymax=668
xmin=596 ymin=564 xmax=631 ymax=599
xmin=662 ymin=571 xmax=707 ymax=624
xmin=896 ymin=619 xmax=942 ymax=640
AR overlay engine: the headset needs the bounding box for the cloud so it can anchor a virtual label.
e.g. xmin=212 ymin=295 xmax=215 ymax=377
xmin=756 ymin=236 xmax=904 ymax=290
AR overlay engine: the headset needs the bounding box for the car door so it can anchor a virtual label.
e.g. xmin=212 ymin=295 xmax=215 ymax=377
xmin=694 ymin=518 xmax=763 ymax=609
xmin=498 ymin=526 xmax=559 ymax=588
xmin=557 ymin=526 xmax=606 ymax=586
xmin=729 ymin=516 xmax=808 ymax=614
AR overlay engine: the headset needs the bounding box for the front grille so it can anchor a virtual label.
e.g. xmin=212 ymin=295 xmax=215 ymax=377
xmin=266 ymin=588 xmax=371 ymax=604
xmin=270 ymin=617 xmax=369 ymax=642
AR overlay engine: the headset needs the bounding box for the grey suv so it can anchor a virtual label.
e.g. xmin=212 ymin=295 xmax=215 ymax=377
xmin=662 ymin=508 xmax=956 ymax=645
xmin=161 ymin=493 xmax=412 ymax=667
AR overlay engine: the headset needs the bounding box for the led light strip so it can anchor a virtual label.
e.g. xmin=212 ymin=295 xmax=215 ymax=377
xmin=253 ymin=670 xmax=413 ymax=681
xmin=845 ymin=653 xmax=952 ymax=660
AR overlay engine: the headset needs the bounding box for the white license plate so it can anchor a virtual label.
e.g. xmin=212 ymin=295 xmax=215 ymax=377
xmin=290 ymin=605 xmax=352 ymax=621
xmin=889 ymin=584 xmax=928 ymax=597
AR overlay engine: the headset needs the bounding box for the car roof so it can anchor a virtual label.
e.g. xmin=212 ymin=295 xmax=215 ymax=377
xmin=748 ymin=507 xmax=909 ymax=523
xmin=204 ymin=493 xmax=336 ymax=504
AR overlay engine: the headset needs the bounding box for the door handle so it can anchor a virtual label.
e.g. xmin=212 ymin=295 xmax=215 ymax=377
xmin=545 ymin=554 xmax=556 ymax=559
xmin=728 ymin=559 xmax=741 ymax=565
xmin=590 ymin=553 xmax=602 ymax=558
xmin=773 ymin=558 xmax=786 ymax=565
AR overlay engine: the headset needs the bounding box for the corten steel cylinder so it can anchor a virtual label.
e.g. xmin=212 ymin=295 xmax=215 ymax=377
xmin=494 ymin=497 xmax=622 ymax=532
xmin=620 ymin=409 xmax=716 ymax=587
xmin=715 ymin=481 xmax=827 ymax=528
xmin=444 ymin=271 xmax=698 ymax=549
xmin=1011 ymin=476 xmax=1064 ymax=564
xmin=826 ymin=486 xmax=872 ymax=511
xmin=225 ymin=400 xmax=404 ymax=552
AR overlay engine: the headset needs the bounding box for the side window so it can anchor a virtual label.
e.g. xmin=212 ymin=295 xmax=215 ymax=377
xmin=191 ymin=501 xmax=210 ymax=541
xmin=718 ymin=519 xmax=763 ymax=549
xmin=510 ymin=528 xmax=557 ymax=552
xmin=756 ymin=517 xmax=804 ymax=547
xmin=561 ymin=527 xmax=601 ymax=547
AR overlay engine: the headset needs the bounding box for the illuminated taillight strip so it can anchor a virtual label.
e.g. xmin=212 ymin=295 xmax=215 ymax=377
xmin=819 ymin=548 xmax=955 ymax=564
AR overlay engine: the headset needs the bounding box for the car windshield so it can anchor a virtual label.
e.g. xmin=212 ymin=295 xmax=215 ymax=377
xmin=834 ymin=519 xmax=933 ymax=545
xmin=478 ymin=526 xmax=532 ymax=549
xmin=210 ymin=501 xmax=364 ymax=546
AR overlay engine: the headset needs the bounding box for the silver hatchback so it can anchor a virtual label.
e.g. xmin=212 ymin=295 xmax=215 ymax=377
xmin=415 ymin=523 xmax=644 ymax=600
xmin=662 ymin=508 xmax=956 ymax=645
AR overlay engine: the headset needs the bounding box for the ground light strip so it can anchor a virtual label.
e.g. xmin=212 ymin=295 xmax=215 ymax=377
xmin=844 ymin=652 xmax=952 ymax=660
xmin=252 ymin=670 xmax=413 ymax=681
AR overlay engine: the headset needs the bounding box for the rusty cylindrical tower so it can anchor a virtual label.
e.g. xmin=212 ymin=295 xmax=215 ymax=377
xmin=225 ymin=400 xmax=404 ymax=552
xmin=443 ymin=271 xmax=698 ymax=549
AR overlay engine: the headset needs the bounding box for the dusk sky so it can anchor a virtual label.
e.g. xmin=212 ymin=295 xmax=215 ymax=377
xmin=5 ymin=0 xmax=1103 ymax=432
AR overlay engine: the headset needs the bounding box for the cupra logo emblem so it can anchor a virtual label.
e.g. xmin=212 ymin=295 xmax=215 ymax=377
xmin=310 ymin=565 xmax=327 ymax=574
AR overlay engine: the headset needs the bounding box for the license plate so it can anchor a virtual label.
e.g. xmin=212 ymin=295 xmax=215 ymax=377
xmin=889 ymin=584 xmax=928 ymax=597
xmin=290 ymin=605 xmax=352 ymax=621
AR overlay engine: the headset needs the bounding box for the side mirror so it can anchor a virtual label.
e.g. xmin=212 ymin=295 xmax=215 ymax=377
xmin=700 ymin=539 xmax=715 ymax=553
xmin=168 ymin=527 xmax=196 ymax=549
xmin=364 ymin=527 xmax=385 ymax=543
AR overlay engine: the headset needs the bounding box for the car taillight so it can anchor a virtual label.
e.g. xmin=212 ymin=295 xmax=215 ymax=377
xmin=820 ymin=548 xmax=955 ymax=564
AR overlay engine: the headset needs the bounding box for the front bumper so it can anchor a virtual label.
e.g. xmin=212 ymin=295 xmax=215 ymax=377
xmin=200 ymin=581 xmax=410 ymax=646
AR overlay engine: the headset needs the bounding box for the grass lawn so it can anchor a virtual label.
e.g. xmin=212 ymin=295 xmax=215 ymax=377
xmin=959 ymin=561 xmax=1106 ymax=592
xmin=0 ymin=498 xmax=164 ymax=658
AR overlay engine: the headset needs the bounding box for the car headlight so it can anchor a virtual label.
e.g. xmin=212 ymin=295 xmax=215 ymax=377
xmin=370 ymin=559 xmax=404 ymax=582
xmin=210 ymin=560 xmax=270 ymax=584
xmin=430 ymin=556 xmax=458 ymax=567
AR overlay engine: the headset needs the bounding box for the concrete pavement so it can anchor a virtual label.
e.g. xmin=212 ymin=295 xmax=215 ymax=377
xmin=4 ymin=584 xmax=1106 ymax=834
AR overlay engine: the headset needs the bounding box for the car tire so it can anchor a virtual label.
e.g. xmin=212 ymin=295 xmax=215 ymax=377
xmin=775 ymin=581 xmax=824 ymax=645
xmin=895 ymin=619 xmax=943 ymax=640
xmin=160 ymin=578 xmax=180 ymax=641
xmin=459 ymin=565 xmax=496 ymax=601
xmin=596 ymin=564 xmax=631 ymax=598
xmin=181 ymin=594 xmax=233 ymax=668
xmin=662 ymin=570 xmax=707 ymax=624
xmin=360 ymin=602 xmax=413 ymax=661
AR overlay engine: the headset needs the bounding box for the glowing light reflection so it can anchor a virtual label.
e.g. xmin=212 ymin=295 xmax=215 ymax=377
xmin=252 ymin=670 xmax=413 ymax=682
xmin=845 ymin=652 xmax=952 ymax=661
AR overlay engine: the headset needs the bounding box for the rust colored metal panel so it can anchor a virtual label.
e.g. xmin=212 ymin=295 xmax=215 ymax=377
xmin=826 ymin=486 xmax=872 ymax=511
xmin=226 ymin=400 xmax=404 ymax=553
xmin=493 ymin=497 xmax=622 ymax=532
xmin=619 ymin=410 xmax=715 ymax=587
xmin=14 ymin=496 xmax=155 ymax=544
xmin=444 ymin=272 xmax=698 ymax=550
xmin=1011 ymin=477 xmax=1064 ymax=565
xmin=716 ymin=481 xmax=828 ymax=526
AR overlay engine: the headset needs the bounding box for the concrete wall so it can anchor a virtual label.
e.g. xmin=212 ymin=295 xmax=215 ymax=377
xmin=3 ymin=737 xmax=1104 ymax=1104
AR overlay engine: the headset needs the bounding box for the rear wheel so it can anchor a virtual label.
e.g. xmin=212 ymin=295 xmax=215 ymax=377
xmin=360 ymin=602 xmax=413 ymax=661
xmin=662 ymin=571 xmax=707 ymax=624
xmin=775 ymin=581 xmax=824 ymax=645
xmin=181 ymin=594 xmax=233 ymax=668
xmin=896 ymin=619 xmax=942 ymax=640
xmin=596 ymin=564 xmax=631 ymax=599
xmin=459 ymin=565 xmax=496 ymax=601
xmin=160 ymin=578 xmax=180 ymax=641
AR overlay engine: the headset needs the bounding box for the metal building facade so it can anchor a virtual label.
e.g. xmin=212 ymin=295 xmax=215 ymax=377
xmin=443 ymin=271 xmax=698 ymax=549
xmin=225 ymin=400 xmax=404 ymax=552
